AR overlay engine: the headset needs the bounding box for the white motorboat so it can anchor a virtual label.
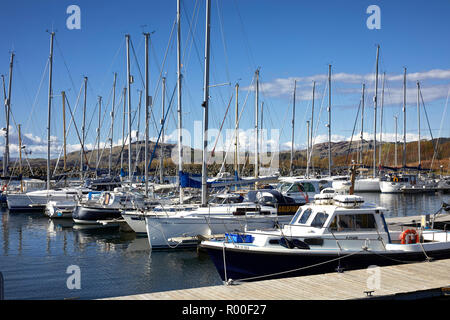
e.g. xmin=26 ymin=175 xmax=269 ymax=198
xmin=200 ymin=191 xmax=450 ymax=282
xmin=277 ymin=177 xmax=329 ymax=204
xmin=379 ymin=173 xmax=436 ymax=193
xmin=143 ymin=189 xmax=303 ymax=249
xmin=7 ymin=187 xmax=90 ymax=211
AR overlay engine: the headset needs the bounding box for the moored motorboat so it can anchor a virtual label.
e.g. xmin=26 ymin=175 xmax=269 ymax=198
xmin=144 ymin=189 xmax=303 ymax=249
xmin=200 ymin=191 xmax=450 ymax=282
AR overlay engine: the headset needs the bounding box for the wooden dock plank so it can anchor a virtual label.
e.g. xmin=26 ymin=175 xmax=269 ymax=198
xmin=104 ymin=258 xmax=450 ymax=300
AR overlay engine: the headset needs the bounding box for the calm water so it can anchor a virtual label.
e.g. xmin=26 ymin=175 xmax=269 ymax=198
xmin=1 ymin=191 xmax=449 ymax=300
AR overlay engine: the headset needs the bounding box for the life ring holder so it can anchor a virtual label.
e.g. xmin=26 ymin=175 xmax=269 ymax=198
xmin=400 ymin=229 xmax=420 ymax=244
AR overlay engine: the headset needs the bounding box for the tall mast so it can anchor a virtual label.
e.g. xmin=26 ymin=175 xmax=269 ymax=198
xmin=136 ymin=90 xmax=142 ymax=170
xmin=160 ymin=77 xmax=166 ymax=185
xmin=310 ymin=80 xmax=315 ymax=172
xmin=109 ymin=73 xmax=117 ymax=177
xmin=121 ymin=87 xmax=126 ymax=170
xmin=201 ymin=0 xmax=211 ymax=206
xmin=290 ymin=80 xmax=296 ymax=176
xmin=306 ymin=120 xmax=310 ymax=178
xmin=3 ymin=52 xmax=13 ymax=177
xmin=177 ymin=0 xmax=184 ymax=204
xmin=144 ymin=32 xmax=150 ymax=196
xmin=18 ymin=124 xmax=22 ymax=192
xmin=81 ymin=76 xmax=87 ymax=179
xmin=402 ymin=67 xmax=407 ymax=168
xmin=47 ymin=32 xmax=55 ymax=190
xmin=379 ymin=72 xmax=385 ymax=166
xmin=360 ymin=83 xmax=365 ymax=165
xmin=254 ymin=69 xmax=260 ymax=179
xmin=327 ymin=64 xmax=332 ymax=177
xmin=234 ymin=83 xmax=239 ymax=176
xmin=417 ymin=81 xmax=421 ymax=168
xmin=373 ymin=44 xmax=379 ymax=178
xmin=62 ymin=91 xmax=67 ymax=171
xmin=97 ymin=95 xmax=102 ymax=176
xmin=394 ymin=115 xmax=398 ymax=168
xmin=126 ymin=34 xmax=132 ymax=183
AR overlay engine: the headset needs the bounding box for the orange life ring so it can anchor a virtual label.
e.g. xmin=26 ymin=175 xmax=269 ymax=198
xmin=393 ymin=176 xmax=398 ymax=182
xmin=400 ymin=229 xmax=420 ymax=244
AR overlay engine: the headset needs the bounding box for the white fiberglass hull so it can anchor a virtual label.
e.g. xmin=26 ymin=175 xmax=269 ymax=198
xmin=7 ymin=193 xmax=78 ymax=211
xmin=379 ymin=181 xmax=407 ymax=193
xmin=354 ymin=178 xmax=380 ymax=192
xmin=145 ymin=215 xmax=291 ymax=249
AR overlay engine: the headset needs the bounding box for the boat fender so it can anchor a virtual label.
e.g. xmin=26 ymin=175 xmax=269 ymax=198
xmin=400 ymin=229 xmax=419 ymax=244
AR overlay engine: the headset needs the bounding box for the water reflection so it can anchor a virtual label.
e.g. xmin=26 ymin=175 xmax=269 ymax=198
xmin=1 ymin=191 xmax=449 ymax=299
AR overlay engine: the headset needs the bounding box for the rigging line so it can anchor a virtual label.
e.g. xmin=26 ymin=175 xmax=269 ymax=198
xmin=54 ymin=38 xmax=78 ymax=99
xmin=428 ymin=85 xmax=449 ymax=171
xmin=53 ymin=82 xmax=85 ymax=175
xmin=231 ymin=0 xmax=256 ymax=73
xmin=215 ymin=0 xmax=231 ymax=83
xmin=307 ymin=81 xmax=328 ymax=168
xmin=24 ymin=58 xmax=49 ymax=135
xmin=345 ymin=100 xmax=361 ymax=165
xmin=210 ymin=93 xmax=234 ymax=163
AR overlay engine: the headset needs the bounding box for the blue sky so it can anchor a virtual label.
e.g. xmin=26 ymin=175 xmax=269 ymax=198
xmin=0 ymin=0 xmax=449 ymax=162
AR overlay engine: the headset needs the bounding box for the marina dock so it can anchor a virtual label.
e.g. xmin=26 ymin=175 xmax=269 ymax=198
xmin=104 ymin=258 xmax=450 ymax=300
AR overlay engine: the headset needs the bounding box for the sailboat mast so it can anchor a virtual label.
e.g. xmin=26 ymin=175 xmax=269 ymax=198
xmin=327 ymin=64 xmax=332 ymax=177
xmin=394 ymin=115 xmax=398 ymax=167
xmin=62 ymin=91 xmax=67 ymax=171
xmin=3 ymin=52 xmax=13 ymax=177
xmin=81 ymin=76 xmax=87 ymax=179
xmin=18 ymin=124 xmax=22 ymax=192
xmin=126 ymin=34 xmax=132 ymax=183
xmin=417 ymin=81 xmax=421 ymax=168
xmin=234 ymin=83 xmax=239 ymax=176
xmin=306 ymin=120 xmax=310 ymax=178
xmin=177 ymin=0 xmax=184 ymax=204
xmin=379 ymin=72 xmax=385 ymax=166
xmin=310 ymin=80 xmax=315 ymax=172
xmin=109 ymin=73 xmax=117 ymax=177
xmin=97 ymin=95 xmax=102 ymax=175
xmin=160 ymin=77 xmax=166 ymax=185
xmin=402 ymin=67 xmax=407 ymax=168
xmin=47 ymin=32 xmax=55 ymax=190
xmin=201 ymin=0 xmax=211 ymax=207
xmin=254 ymin=69 xmax=259 ymax=179
xmin=373 ymin=45 xmax=379 ymax=178
xmin=144 ymin=33 xmax=150 ymax=196
xmin=290 ymin=80 xmax=296 ymax=176
xmin=360 ymin=83 xmax=365 ymax=165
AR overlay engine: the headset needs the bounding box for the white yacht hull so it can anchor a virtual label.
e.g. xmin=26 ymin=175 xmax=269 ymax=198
xmin=379 ymin=181 xmax=407 ymax=193
xmin=354 ymin=178 xmax=380 ymax=192
xmin=7 ymin=193 xmax=78 ymax=211
xmin=145 ymin=215 xmax=292 ymax=249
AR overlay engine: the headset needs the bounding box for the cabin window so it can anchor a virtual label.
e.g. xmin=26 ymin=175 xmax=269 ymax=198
xmin=290 ymin=207 xmax=303 ymax=224
xmin=302 ymin=182 xmax=316 ymax=193
xmin=329 ymin=213 xmax=377 ymax=231
xmin=297 ymin=208 xmax=312 ymax=224
xmin=287 ymin=183 xmax=304 ymax=193
xmin=310 ymin=212 xmax=329 ymax=228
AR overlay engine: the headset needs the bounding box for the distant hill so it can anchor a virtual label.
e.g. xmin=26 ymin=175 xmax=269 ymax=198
xmin=1 ymin=137 xmax=449 ymax=177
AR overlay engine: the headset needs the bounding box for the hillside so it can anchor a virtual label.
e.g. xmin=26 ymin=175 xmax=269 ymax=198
xmin=2 ymin=137 xmax=449 ymax=178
